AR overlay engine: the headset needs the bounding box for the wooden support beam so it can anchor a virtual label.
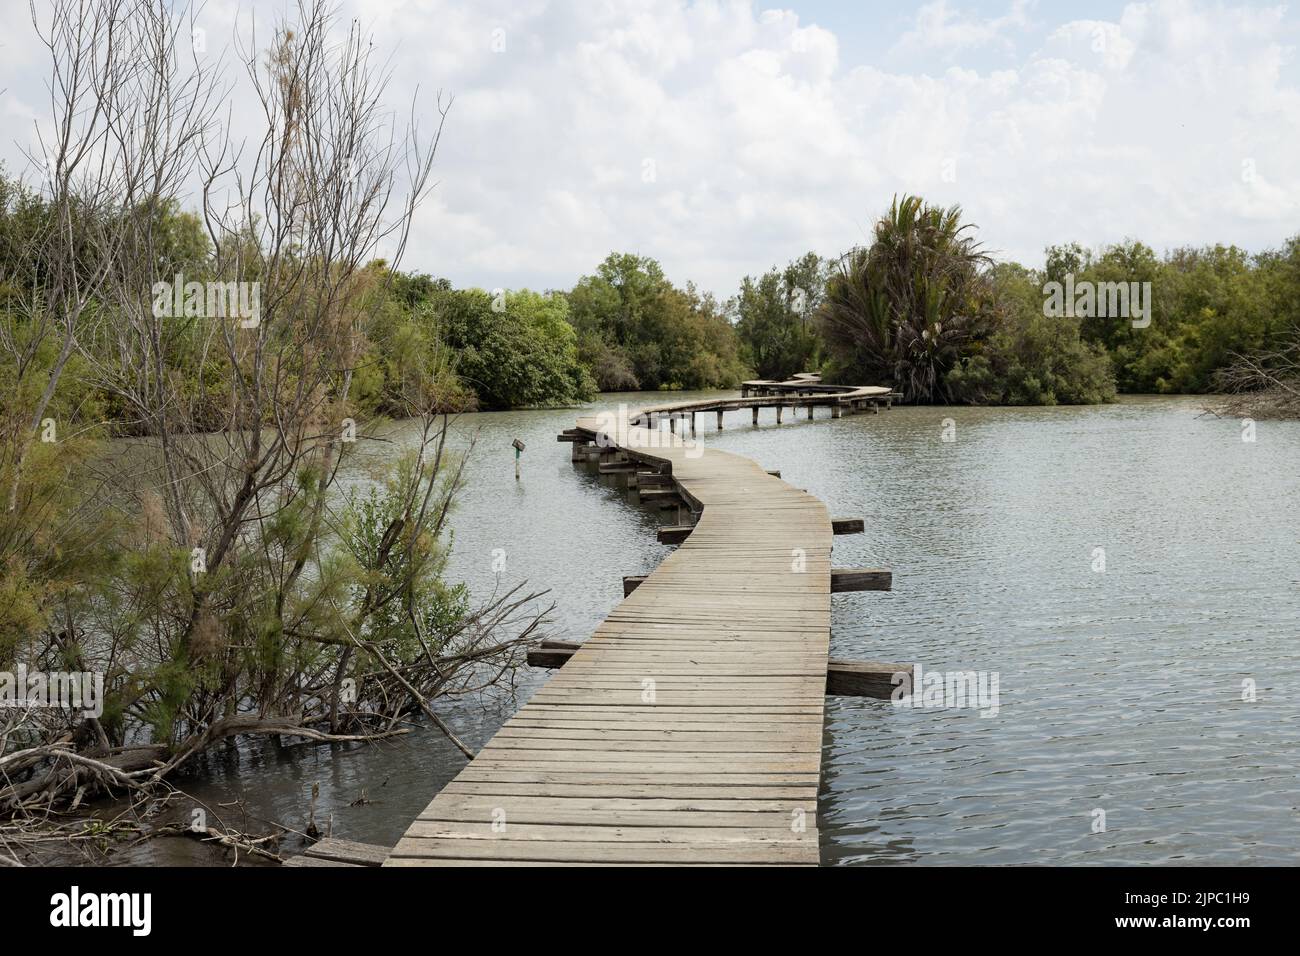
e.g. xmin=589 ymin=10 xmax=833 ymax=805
xmin=526 ymin=641 xmax=911 ymax=700
xmin=555 ymin=431 xmax=588 ymax=443
xmin=752 ymin=407 xmax=759 ymax=426
xmin=639 ymin=488 xmax=680 ymax=503
xmin=636 ymin=472 xmax=674 ymax=487
xmin=657 ymin=525 xmax=692 ymax=544
xmin=825 ymin=660 xmax=911 ymax=698
xmin=525 ymin=641 xmax=583 ymax=668
xmin=830 ymin=568 xmax=892 ymax=591
xmin=832 ymin=517 xmax=865 ymax=535
xmin=716 ymin=409 xmax=724 ymax=430
xmin=622 ymin=567 xmax=889 ymax=598
xmin=598 ymin=461 xmax=638 ymax=474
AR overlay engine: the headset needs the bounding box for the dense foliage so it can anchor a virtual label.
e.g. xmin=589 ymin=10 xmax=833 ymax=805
xmin=811 ymin=195 xmax=1300 ymax=408
xmin=567 ymin=253 xmax=748 ymax=391
xmin=8 ymin=167 xmax=1300 ymax=422
xmin=819 ymin=196 xmax=998 ymax=403
xmin=408 ymin=280 xmax=597 ymax=410
xmin=734 ymin=252 xmax=826 ymax=381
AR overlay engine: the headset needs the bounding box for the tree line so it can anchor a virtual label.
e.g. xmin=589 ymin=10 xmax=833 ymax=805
xmin=7 ymin=175 xmax=1295 ymax=424
xmin=238 ymin=198 xmax=1300 ymax=415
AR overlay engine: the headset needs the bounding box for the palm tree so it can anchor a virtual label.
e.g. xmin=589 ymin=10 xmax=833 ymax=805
xmin=819 ymin=195 xmax=996 ymax=402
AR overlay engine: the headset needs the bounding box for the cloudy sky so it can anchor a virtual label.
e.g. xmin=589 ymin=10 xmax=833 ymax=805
xmin=3 ymin=0 xmax=1299 ymax=297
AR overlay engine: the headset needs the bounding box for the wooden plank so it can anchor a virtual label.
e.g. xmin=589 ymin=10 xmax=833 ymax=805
xmin=388 ymin=837 xmax=818 ymax=865
xmin=827 ymin=660 xmax=912 ymax=698
xmin=527 ymin=644 xmax=909 ymax=699
xmin=283 ymin=855 xmax=363 ymax=867
xmin=622 ymin=567 xmax=888 ymax=598
xmin=830 ymin=568 xmax=892 ymax=592
xmin=300 ymin=837 xmax=390 ymax=866
xmin=402 ymin=822 xmax=812 ymax=843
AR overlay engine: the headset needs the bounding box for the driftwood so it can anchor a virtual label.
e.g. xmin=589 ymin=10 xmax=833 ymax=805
xmin=1212 ymin=328 xmax=1300 ymax=419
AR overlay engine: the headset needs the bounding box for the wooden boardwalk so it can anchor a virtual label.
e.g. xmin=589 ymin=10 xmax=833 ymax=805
xmin=387 ymin=385 xmax=887 ymax=866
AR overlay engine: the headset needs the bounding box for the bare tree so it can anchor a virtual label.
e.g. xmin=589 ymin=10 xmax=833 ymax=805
xmin=1 ymin=0 xmax=551 ymax=816
xmin=1212 ymin=327 xmax=1300 ymax=419
xmin=1 ymin=0 xmax=217 ymax=510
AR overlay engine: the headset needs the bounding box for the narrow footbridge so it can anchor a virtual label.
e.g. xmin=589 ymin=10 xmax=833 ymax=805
xmin=386 ymin=379 xmax=903 ymax=866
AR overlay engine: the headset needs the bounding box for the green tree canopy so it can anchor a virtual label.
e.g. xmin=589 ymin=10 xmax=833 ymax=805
xmin=818 ymin=195 xmax=997 ymax=402
xmin=568 ymin=252 xmax=748 ymax=391
xmin=735 ymin=252 xmax=826 ymax=380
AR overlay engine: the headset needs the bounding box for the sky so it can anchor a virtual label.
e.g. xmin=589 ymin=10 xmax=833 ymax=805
xmin=3 ymin=0 xmax=1299 ymax=298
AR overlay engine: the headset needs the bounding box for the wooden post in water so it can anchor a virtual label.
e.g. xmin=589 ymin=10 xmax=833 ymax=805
xmin=716 ymin=409 xmax=724 ymax=430
xmin=807 ymin=404 xmax=814 ymax=420
xmin=752 ymin=407 xmax=759 ymax=426
xmin=776 ymin=404 xmax=784 ymax=424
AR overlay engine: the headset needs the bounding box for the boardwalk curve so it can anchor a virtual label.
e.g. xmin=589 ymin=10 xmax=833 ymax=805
xmin=387 ymin=384 xmax=885 ymax=866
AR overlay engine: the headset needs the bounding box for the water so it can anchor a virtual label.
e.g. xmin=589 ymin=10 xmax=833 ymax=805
xmin=102 ymin=393 xmax=1300 ymax=865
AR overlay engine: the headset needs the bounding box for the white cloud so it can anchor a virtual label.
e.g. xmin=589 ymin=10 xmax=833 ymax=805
xmin=1 ymin=0 xmax=1298 ymax=295
xmin=891 ymin=0 xmax=1034 ymax=58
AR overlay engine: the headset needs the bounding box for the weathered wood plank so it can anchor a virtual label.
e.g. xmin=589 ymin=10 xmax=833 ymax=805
xmin=299 ymin=837 xmax=390 ymax=866
xmin=526 ymin=643 xmax=909 ymax=700
xmin=656 ymin=525 xmax=693 ymax=544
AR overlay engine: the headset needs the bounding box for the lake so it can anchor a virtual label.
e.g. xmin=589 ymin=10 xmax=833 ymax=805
xmin=126 ymin=392 xmax=1300 ymax=866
